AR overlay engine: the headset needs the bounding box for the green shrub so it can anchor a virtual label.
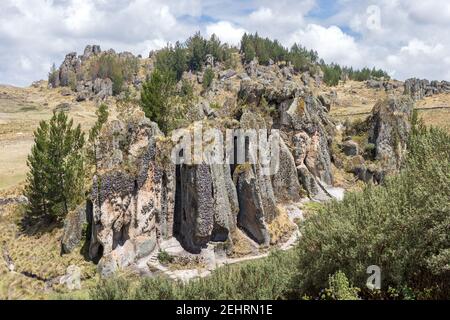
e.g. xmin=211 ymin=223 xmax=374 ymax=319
xmin=90 ymin=250 xmax=297 ymax=300
xmin=320 ymin=271 xmax=360 ymax=300
xmin=202 ymin=68 xmax=215 ymax=90
xmin=157 ymin=250 xmax=174 ymax=265
xmin=89 ymin=276 xmax=132 ymax=300
xmin=88 ymin=54 xmax=139 ymax=95
xmin=140 ymin=69 xmax=177 ymax=134
xmin=295 ymin=126 xmax=450 ymax=299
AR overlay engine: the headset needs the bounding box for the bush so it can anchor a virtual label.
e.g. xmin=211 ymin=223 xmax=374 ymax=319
xmin=140 ymin=69 xmax=177 ymax=134
xmin=295 ymin=126 xmax=450 ymax=299
xmin=88 ymin=54 xmax=139 ymax=95
xmin=202 ymin=68 xmax=215 ymax=90
xmin=240 ymin=33 xmax=318 ymax=70
xmin=157 ymin=250 xmax=174 ymax=265
xmin=320 ymin=271 xmax=360 ymax=300
xmin=48 ymin=63 xmax=59 ymax=88
xmin=155 ymin=32 xmax=233 ymax=80
xmin=90 ymin=250 xmax=298 ymax=300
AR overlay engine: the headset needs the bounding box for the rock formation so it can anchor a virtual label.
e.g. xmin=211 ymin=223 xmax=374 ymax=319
xmin=367 ymin=95 xmax=414 ymax=171
xmin=70 ymin=50 xmax=366 ymax=276
xmin=404 ymin=78 xmax=450 ymax=100
xmin=50 ymin=45 xmax=139 ymax=101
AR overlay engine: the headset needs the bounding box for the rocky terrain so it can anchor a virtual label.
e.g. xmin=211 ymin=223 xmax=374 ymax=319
xmin=1 ymin=43 xmax=449 ymax=299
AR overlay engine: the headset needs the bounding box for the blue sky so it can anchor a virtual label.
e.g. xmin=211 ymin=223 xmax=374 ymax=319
xmin=1 ymin=0 xmax=450 ymax=86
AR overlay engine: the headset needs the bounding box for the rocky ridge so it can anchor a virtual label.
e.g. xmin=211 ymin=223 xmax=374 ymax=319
xmin=51 ymin=48 xmax=418 ymax=278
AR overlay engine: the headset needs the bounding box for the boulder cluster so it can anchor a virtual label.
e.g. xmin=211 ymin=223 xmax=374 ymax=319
xmin=49 ymin=45 xmax=139 ymax=102
xmin=404 ymin=78 xmax=450 ymax=100
xmin=58 ymin=50 xmax=416 ymax=277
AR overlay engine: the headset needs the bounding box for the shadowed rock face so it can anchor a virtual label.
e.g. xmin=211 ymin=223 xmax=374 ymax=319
xmin=174 ymin=163 xmax=239 ymax=253
xmin=368 ymin=96 xmax=414 ymax=171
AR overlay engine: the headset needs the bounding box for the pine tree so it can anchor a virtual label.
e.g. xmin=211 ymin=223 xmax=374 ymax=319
xmin=88 ymin=103 xmax=109 ymax=168
xmin=141 ymin=69 xmax=176 ymax=134
xmin=25 ymin=121 xmax=50 ymax=217
xmin=25 ymin=112 xmax=85 ymax=220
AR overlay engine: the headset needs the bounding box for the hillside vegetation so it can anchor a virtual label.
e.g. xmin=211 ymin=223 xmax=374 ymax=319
xmin=86 ymin=123 xmax=450 ymax=300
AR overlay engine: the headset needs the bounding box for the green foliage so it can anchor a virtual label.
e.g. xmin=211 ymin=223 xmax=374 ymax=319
xmin=202 ymin=67 xmax=215 ymax=90
xmin=67 ymin=71 xmax=77 ymax=91
xmin=89 ymin=250 xmax=297 ymax=300
xmin=155 ymin=42 xmax=187 ymax=81
xmin=295 ymin=126 xmax=450 ymax=299
xmin=88 ymin=54 xmax=139 ymax=95
xmin=321 ymin=63 xmax=390 ymax=86
xmin=48 ymin=63 xmax=59 ymax=88
xmin=88 ymin=104 xmax=109 ymax=166
xmin=179 ymin=79 xmax=194 ymax=100
xmin=240 ymin=33 xmax=318 ymax=71
xmin=25 ymin=112 xmax=85 ymax=220
xmin=89 ymin=276 xmax=132 ymax=300
xmin=154 ymin=32 xmax=233 ymax=80
xmin=140 ymin=69 xmax=177 ymax=134
xmin=320 ymin=271 xmax=360 ymax=300
xmin=322 ymin=63 xmax=342 ymax=86
xmin=89 ymin=104 xmax=109 ymax=144
xmin=157 ymin=250 xmax=174 ymax=265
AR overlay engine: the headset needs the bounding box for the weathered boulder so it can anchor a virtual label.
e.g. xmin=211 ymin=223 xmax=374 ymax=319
xmin=59 ymin=265 xmax=82 ymax=291
xmin=404 ymin=78 xmax=450 ymax=100
xmin=174 ymin=163 xmax=238 ymax=253
xmin=81 ymin=45 xmax=101 ymax=61
xmin=271 ymin=137 xmax=302 ymax=202
xmin=367 ymin=96 xmax=414 ymax=171
xmin=61 ymin=203 xmax=91 ymax=254
xmin=236 ymin=166 xmax=271 ymax=245
xmin=285 ymin=96 xmax=334 ymax=197
xmin=89 ymin=113 xmax=175 ymax=270
xmin=342 ymin=140 xmax=359 ymax=156
xmin=59 ymin=52 xmax=80 ymax=87
xmin=93 ymin=78 xmax=113 ymax=99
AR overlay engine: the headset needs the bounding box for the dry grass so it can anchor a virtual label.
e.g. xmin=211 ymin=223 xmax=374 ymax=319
xmin=267 ymin=206 xmax=296 ymax=245
xmin=228 ymin=229 xmax=257 ymax=258
xmin=0 ymin=83 xmax=104 ymax=190
xmin=0 ymin=203 xmax=96 ymax=299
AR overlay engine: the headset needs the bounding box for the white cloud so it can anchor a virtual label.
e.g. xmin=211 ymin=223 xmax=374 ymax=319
xmin=1 ymin=0 xmax=450 ymax=86
xmin=206 ymin=21 xmax=247 ymax=46
xmin=249 ymin=7 xmax=273 ymax=22
xmin=289 ymin=24 xmax=364 ymax=67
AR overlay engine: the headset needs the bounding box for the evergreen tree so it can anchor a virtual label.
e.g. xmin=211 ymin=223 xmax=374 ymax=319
xmin=48 ymin=63 xmax=59 ymax=88
xmin=25 ymin=112 xmax=85 ymax=220
xmin=140 ymin=69 xmax=176 ymax=134
xmin=186 ymin=32 xmax=207 ymax=71
xmin=25 ymin=121 xmax=50 ymax=217
xmin=202 ymin=67 xmax=215 ymax=90
xmin=88 ymin=104 xmax=109 ymax=167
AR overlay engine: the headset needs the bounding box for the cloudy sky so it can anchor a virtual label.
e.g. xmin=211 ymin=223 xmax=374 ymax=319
xmin=1 ymin=0 xmax=450 ymax=86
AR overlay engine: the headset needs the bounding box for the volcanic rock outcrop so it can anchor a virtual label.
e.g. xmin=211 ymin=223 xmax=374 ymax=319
xmin=80 ymin=55 xmax=343 ymax=276
xmin=50 ymin=45 xmax=140 ymax=101
xmin=367 ymin=95 xmax=414 ymax=171
xmin=404 ymin=78 xmax=450 ymax=100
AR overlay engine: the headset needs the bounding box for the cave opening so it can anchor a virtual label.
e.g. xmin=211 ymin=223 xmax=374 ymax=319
xmin=211 ymin=224 xmax=229 ymax=242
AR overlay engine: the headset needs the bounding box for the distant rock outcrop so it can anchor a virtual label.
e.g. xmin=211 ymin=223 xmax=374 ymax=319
xmin=367 ymin=95 xmax=414 ymax=171
xmin=404 ymin=78 xmax=450 ymax=100
xmin=50 ymin=45 xmax=139 ymax=101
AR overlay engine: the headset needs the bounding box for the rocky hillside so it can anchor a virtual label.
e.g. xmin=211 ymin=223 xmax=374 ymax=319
xmin=1 ymin=39 xmax=449 ymax=298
